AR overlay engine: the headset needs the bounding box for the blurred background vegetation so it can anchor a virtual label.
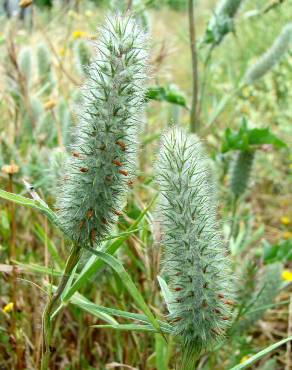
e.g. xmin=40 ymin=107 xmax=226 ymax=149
xmin=0 ymin=0 xmax=291 ymax=369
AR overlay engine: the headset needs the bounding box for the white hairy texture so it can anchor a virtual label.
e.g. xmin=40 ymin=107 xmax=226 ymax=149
xmin=56 ymin=15 xmax=148 ymax=246
xmin=156 ymin=128 xmax=235 ymax=355
xmin=245 ymin=23 xmax=292 ymax=84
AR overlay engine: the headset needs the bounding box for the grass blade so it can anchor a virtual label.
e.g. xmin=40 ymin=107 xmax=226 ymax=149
xmin=157 ymin=275 xmax=173 ymax=314
xmin=13 ymin=261 xmax=64 ymax=277
xmin=69 ymin=293 xmax=173 ymax=332
xmin=0 ymin=190 xmax=58 ymax=226
xmin=70 ymin=295 xmax=118 ymax=325
xmin=62 ymin=196 xmax=157 ymax=303
xmin=91 ymin=324 xmax=159 ymax=333
xmin=84 ymin=249 xmax=162 ymax=334
xmin=34 ymin=223 xmax=64 ymax=268
xmin=230 ymin=336 xmax=292 ymax=370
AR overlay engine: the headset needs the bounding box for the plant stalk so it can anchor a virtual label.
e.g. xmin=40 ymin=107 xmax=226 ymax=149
xmin=188 ymin=0 xmax=199 ymax=133
xmin=7 ymin=173 xmax=22 ymax=369
xmin=41 ymin=243 xmax=81 ymax=370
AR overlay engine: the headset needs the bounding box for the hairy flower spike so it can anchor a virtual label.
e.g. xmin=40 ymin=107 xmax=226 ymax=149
xmin=18 ymin=47 xmax=32 ymax=86
xmin=156 ymin=128 xmax=235 ymax=362
xmin=230 ymin=150 xmax=254 ymax=198
xmin=36 ymin=43 xmax=55 ymax=94
xmin=244 ymin=23 xmax=292 ymax=84
xmin=56 ymin=15 xmax=148 ymax=246
xmin=74 ymin=40 xmax=92 ymax=77
xmin=205 ymin=0 xmax=244 ymax=45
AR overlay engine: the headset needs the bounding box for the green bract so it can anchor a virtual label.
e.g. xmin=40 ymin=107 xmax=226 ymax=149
xmin=205 ymin=0 xmax=244 ymax=45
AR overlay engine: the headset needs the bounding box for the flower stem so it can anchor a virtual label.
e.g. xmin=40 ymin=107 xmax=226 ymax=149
xmin=188 ymin=0 xmax=199 ymax=133
xmin=41 ymin=243 xmax=81 ymax=370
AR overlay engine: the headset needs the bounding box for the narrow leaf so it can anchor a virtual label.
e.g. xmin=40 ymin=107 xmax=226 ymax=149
xmin=157 ymin=275 xmax=173 ymax=314
xmin=84 ymin=249 xmax=162 ymax=333
xmin=231 ymin=336 xmax=292 ymax=370
xmin=0 ymin=190 xmax=58 ymax=225
xmin=62 ymin=196 xmax=157 ymax=302
xmin=92 ymin=324 xmax=158 ymax=333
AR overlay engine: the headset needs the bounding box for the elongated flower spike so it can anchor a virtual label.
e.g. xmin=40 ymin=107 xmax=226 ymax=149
xmin=36 ymin=43 xmax=55 ymax=94
xmin=244 ymin=23 xmax=292 ymax=84
xmin=56 ymin=15 xmax=148 ymax=246
xmin=230 ymin=150 xmax=254 ymax=199
xmin=18 ymin=46 xmax=32 ymax=86
xmin=156 ymin=128 xmax=235 ymax=366
xmin=74 ymin=40 xmax=92 ymax=77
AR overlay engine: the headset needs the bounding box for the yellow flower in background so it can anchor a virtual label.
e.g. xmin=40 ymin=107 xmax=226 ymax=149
xmin=44 ymin=99 xmax=56 ymax=111
xmin=68 ymin=9 xmax=76 ymax=18
xmin=2 ymin=302 xmax=14 ymax=314
xmin=1 ymin=162 xmax=19 ymax=175
xmin=282 ymin=270 xmax=292 ymax=281
xmin=281 ymin=199 xmax=289 ymax=207
xmin=280 ymin=216 xmax=290 ymax=226
xmin=72 ymin=30 xmax=86 ymax=39
xmin=240 ymin=355 xmax=251 ymax=364
xmin=58 ymin=47 xmax=66 ymax=57
xmin=283 ymin=231 xmax=292 ymax=240
xmin=289 ymin=163 xmax=292 ymax=170
xmin=19 ymin=0 xmax=33 ymax=8
xmin=85 ymin=10 xmax=93 ymax=17
xmin=240 ymin=105 xmax=249 ymax=114
xmin=242 ymin=86 xmax=249 ymax=97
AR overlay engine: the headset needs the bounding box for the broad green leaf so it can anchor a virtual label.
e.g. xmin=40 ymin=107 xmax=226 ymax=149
xmin=62 ymin=195 xmax=157 ymax=302
xmin=221 ymin=120 xmax=287 ymax=153
xmin=0 ymin=190 xmax=58 ymax=226
xmin=248 ymin=128 xmax=286 ymax=148
xmin=146 ymin=85 xmax=187 ymax=108
xmin=263 ymin=239 xmax=292 ymax=264
xmin=231 ymin=336 xmax=292 ymax=370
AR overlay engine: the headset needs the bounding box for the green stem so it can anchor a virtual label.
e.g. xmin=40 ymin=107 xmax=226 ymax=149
xmin=188 ymin=0 xmax=199 ymax=133
xmin=41 ymin=243 xmax=81 ymax=370
xmin=196 ymin=45 xmax=214 ymax=122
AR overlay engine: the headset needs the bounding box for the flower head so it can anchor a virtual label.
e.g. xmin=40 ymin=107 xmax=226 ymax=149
xmin=57 ymin=15 xmax=148 ymax=246
xmin=156 ymin=128 xmax=235 ymax=363
xmin=280 ymin=216 xmax=290 ymax=226
xmin=72 ymin=30 xmax=87 ymax=39
xmin=2 ymin=302 xmax=14 ymax=314
xmin=282 ymin=270 xmax=292 ymax=281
